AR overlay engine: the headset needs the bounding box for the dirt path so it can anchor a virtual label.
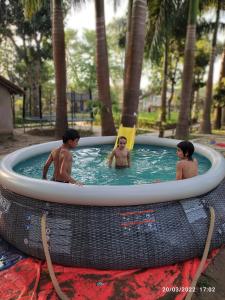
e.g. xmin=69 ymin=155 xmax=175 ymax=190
xmin=0 ymin=127 xmax=95 ymax=158
xmin=0 ymin=128 xmax=55 ymax=158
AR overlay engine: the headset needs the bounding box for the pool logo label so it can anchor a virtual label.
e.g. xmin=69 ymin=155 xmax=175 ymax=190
xmin=0 ymin=191 xmax=11 ymax=214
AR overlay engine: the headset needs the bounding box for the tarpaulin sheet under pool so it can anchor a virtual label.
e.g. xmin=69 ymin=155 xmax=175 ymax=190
xmin=0 ymin=236 xmax=219 ymax=300
xmin=0 ymin=237 xmax=25 ymax=271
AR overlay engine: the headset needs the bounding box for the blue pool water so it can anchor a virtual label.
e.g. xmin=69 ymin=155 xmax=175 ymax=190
xmin=14 ymin=144 xmax=211 ymax=185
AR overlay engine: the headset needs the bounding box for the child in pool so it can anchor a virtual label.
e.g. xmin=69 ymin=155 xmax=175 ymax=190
xmin=176 ymin=141 xmax=198 ymax=180
xmin=42 ymin=129 xmax=83 ymax=185
xmin=108 ymin=136 xmax=130 ymax=168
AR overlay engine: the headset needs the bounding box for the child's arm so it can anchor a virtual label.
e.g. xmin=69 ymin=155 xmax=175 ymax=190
xmin=176 ymin=162 xmax=183 ymax=180
xmin=127 ymin=150 xmax=131 ymax=167
xmin=42 ymin=153 xmax=53 ymax=179
xmin=108 ymin=150 xmax=115 ymax=167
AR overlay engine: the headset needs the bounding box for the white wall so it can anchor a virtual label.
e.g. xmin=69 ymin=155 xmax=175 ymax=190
xmin=0 ymin=86 xmax=13 ymax=135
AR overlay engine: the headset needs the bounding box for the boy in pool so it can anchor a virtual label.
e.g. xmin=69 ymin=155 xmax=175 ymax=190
xmin=108 ymin=136 xmax=130 ymax=168
xmin=176 ymin=141 xmax=198 ymax=180
xmin=42 ymin=129 xmax=83 ymax=185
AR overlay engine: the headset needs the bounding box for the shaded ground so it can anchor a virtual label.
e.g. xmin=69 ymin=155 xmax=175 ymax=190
xmin=0 ymin=127 xmax=94 ymax=158
xmin=192 ymin=247 xmax=225 ymax=300
xmin=0 ymin=128 xmax=225 ymax=299
xmin=0 ymin=128 xmax=55 ymax=158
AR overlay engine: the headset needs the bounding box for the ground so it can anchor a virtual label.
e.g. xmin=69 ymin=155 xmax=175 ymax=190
xmin=0 ymin=127 xmax=95 ymax=159
xmin=0 ymin=127 xmax=225 ymax=300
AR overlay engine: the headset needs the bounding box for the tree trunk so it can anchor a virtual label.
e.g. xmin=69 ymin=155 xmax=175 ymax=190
xmin=159 ymin=38 xmax=169 ymax=137
xmin=222 ymin=107 xmax=225 ymax=126
xmin=214 ymin=45 xmax=225 ymax=129
xmin=219 ymin=46 xmax=225 ymax=81
xmin=31 ymin=59 xmax=41 ymax=117
xmin=176 ymin=0 xmax=199 ymax=139
xmin=39 ymin=85 xmax=42 ymax=118
xmin=121 ymin=0 xmax=147 ymax=127
xmin=124 ymin=0 xmax=133 ymax=84
xmin=168 ymin=85 xmax=174 ymax=121
xmin=168 ymin=57 xmax=178 ymax=120
xmin=53 ymin=0 xmax=68 ymax=138
xmin=95 ymin=0 xmax=116 ymax=136
xmin=189 ymin=80 xmax=195 ymax=123
xmin=193 ymin=88 xmax=200 ymax=122
xmin=23 ymin=89 xmax=26 ymax=119
xmin=200 ymin=0 xmax=221 ymax=134
xmin=214 ymin=106 xmax=222 ymax=129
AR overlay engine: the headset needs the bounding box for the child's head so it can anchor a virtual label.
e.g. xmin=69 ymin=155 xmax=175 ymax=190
xmin=63 ymin=129 xmax=80 ymax=148
xmin=117 ymin=136 xmax=127 ymax=149
xmin=177 ymin=141 xmax=194 ymax=161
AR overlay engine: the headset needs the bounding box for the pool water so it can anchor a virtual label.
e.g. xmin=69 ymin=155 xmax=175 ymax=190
xmin=14 ymin=144 xmax=211 ymax=185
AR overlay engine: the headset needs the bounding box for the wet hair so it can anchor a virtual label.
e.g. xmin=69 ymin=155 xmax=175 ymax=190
xmin=177 ymin=141 xmax=195 ymax=161
xmin=117 ymin=136 xmax=127 ymax=145
xmin=62 ymin=129 xmax=80 ymax=144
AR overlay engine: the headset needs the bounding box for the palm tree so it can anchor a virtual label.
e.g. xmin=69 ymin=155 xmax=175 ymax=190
xmin=214 ymin=45 xmax=225 ymax=129
xmin=176 ymin=0 xmax=199 ymax=139
xmin=22 ymin=0 xmax=70 ymax=138
xmin=52 ymin=0 xmax=68 ymax=138
xmin=121 ymin=0 xmax=147 ymax=127
xmin=145 ymin=0 xmax=188 ymax=136
xmin=146 ymin=0 xmax=171 ymax=136
xmin=221 ymin=46 xmax=225 ymax=126
xmin=22 ymin=0 xmax=117 ymax=137
xmin=94 ymin=0 xmax=116 ymax=135
xmin=123 ymin=0 xmax=133 ymax=86
xmin=200 ymin=0 xmax=223 ymax=133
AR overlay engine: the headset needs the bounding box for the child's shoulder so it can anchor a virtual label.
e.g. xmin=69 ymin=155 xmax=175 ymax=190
xmin=176 ymin=160 xmax=185 ymax=168
xmin=193 ymin=158 xmax=198 ymax=165
xmin=51 ymin=148 xmax=57 ymax=155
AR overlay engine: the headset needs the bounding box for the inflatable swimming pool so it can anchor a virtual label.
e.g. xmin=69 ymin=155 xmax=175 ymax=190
xmin=0 ymin=136 xmax=225 ymax=269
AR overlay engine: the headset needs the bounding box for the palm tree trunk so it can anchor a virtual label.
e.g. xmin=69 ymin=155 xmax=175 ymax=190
xmin=221 ymin=48 xmax=225 ymax=126
xmin=121 ymin=0 xmax=147 ymax=127
xmin=53 ymin=0 xmax=68 ymax=138
xmin=168 ymin=57 xmax=179 ymax=120
xmin=193 ymin=87 xmax=200 ymax=122
xmin=168 ymin=85 xmax=174 ymax=121
xmin=214 ymin=106 xmax=222 ymax=129
xmin=95 ymin=0 xmax=116 ymax=136
xmin=222 ymin=107 xmax=225 ymax=126
xmin=214 ymin=45 xmax=225 ymax=129
xmin=189 ymin=80 xmax=195 ymax=122
xmin=200 ymin=0 xmax=221 ymax=134
xmin=175 ymin=0 xmax=199 ymax=140
xmin=31 ymin=59 xmax=41 ymax=117
xmin=124 ymin=0 xmax=133 ymax=84
xmin=159 ymin=37 xmax=169 ymax=137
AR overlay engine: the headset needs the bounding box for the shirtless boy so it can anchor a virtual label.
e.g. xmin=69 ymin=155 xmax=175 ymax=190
xmin=176 ymin=141 xmax=198 ymax=180
xmin=108 ymin=136 xmax=130 ymax=168
xmin=42 ymin=129 xmax=83 ymax=185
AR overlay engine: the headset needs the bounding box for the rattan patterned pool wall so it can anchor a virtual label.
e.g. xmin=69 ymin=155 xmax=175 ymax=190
xmin=0 ymin=180 xmax=225 ymax=269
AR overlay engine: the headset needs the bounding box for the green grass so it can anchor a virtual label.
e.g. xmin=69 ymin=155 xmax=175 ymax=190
xmin=93 ymin=111 xmax=178 ymax=129
xmin=15 ymin=110 xmax=180 ymax=131
xmin=212 ymin=129 xmax=225 ymax=135
xmin=138 ymin=111 xmax=178 ymax=123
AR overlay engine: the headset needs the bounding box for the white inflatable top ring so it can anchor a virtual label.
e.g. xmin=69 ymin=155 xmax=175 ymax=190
xmin=0 ymin=136 xmax=225 ymax=206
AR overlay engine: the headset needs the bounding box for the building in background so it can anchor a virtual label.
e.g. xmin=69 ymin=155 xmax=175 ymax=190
xmin=0 ymin=75 xmax=24 ymax=136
